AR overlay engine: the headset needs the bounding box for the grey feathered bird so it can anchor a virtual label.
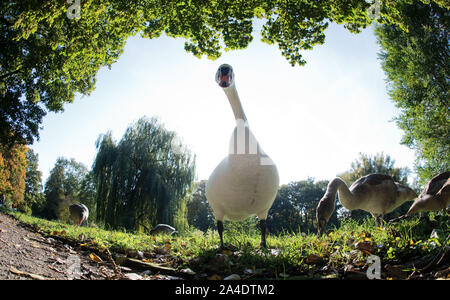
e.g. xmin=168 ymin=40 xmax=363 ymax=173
xmin=150 ymin=224 xmax=177 ymax=235
xmin=407 ymin=171 xmax=450 ymax=215
xmin=316 ymin=174 xmax=417 ymax=233
xmin=69 ymin=204 xmax=89 ymax=226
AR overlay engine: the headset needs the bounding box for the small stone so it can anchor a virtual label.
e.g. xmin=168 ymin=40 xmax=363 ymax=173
xmin=224 ymin=274 xmax=241 ymax=280
xmin=124 ymin=273 xmax=143 ymax=280
xmin=181 ymin=268 xmax=196 ymax=275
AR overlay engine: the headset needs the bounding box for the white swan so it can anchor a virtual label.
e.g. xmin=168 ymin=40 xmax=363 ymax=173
xmin=316 ymin=174 xmax=417 ymax=233
xmin=205 ymin=64 xmax=279 ymax=248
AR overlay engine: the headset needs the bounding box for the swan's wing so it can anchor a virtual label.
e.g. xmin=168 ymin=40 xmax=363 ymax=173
xmin=422 ymin=171 xmax=450 ymax=196
xmin=349 ymin=174 xmax=394 ymax=199
xmin=351 ymin=174 xmax=393 ymax=189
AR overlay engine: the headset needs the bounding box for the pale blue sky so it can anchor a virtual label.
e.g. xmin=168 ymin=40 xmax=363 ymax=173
xmin=31 ymin=22 xmax=416 ymax=186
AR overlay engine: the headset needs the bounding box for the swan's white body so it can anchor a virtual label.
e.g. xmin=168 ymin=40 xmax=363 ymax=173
xmin=206 ymin=64 xmax=279 ymax=246
xmin=206 ymin=137 xmax=279 ymax=221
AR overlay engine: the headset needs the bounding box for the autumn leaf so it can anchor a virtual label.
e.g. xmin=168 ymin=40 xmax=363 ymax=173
xmin=89 ymin=253 xmax=103 ymax=263
xmin=355 ymin=242 xmax=375 ymax=254
xmin=221 ymin=249 xmax=233 ymax=256
xmin=304 ymin=254 xmax=324 ymax=265
xmin=208 ymin=274 xmax=222 ymax=280
xmin=31 ymin=242 xmax=41 ymax=249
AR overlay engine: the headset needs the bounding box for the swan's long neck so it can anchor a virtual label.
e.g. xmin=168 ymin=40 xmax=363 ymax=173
xmin=223 ymin=83 xmax=247 ymax=123
xmin=326 ymin=178 xmax=358 ymax=210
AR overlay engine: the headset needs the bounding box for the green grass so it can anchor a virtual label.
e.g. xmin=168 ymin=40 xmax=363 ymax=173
xmin=3 ymin=208 xmax=449 ymax=279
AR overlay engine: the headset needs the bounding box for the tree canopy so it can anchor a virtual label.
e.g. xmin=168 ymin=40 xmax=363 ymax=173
xmin=0 ymin=0 xmax=412 ymax=146
xmin=0 ymin=143 xmax=27 ymax=209
xmin=42 ymin=157 xmax=89 ymax=220
xmin=186 ymin=180 xmax=215 ymax=231
xmin=24 ymin=148 xmax=45 ymax=215
xmin=268 ymin=178 xmax=331 ymax=234
xmin=374 ymin=1 xmax=449 ymax=185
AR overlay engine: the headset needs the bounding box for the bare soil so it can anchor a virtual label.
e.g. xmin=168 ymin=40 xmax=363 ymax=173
xmin=0 ymin=211 xmax=116 ymax=280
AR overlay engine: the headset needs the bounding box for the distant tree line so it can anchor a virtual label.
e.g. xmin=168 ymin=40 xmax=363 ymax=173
xmin=185 ymin=153 xmax=412 ymax=234
xmin=1 ymin=125 xmax=415 ymax=235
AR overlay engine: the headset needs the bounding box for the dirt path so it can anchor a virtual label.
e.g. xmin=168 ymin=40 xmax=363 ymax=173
xmin=0 ymin=211 xmax=116 ymax=280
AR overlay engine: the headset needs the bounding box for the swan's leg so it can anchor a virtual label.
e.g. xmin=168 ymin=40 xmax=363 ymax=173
xmin=217 ymin=220 xmax=224 ymax=248
xmin=259 ymin=219 xmax=267 ymax=248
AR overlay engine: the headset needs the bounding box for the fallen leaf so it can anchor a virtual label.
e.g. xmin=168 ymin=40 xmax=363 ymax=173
xmin=355 ymin=241 xmax=375 ymax=254
xmin=208 ymin=274 xmax=222 ymax=280
xmin=31 ymin=242 xmax=41 ymax=249
xmin=221 ymin=249 xmax=233 ymax=256
xmin=89 ymin=253 xmax=103 ymax=263
xmin=305 ymin=254 xmax=324 ymax=265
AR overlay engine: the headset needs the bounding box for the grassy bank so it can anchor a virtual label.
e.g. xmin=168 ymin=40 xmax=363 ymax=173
xmin=3 ymin=208 xmax=449 ymax=279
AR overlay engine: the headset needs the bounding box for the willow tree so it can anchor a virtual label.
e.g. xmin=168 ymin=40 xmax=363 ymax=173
xmin=92 ymin=117 xmax=195 ymax=232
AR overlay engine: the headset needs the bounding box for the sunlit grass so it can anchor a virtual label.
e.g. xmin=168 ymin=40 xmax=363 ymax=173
xmin=3 ymin=208 xmax=449 ymax=278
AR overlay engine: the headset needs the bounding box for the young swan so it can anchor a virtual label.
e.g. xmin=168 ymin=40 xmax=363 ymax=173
xmin=407 ymin=171 xmax=450 ymax=215
xmin=150 ymin=224 xmax=177 ymax=235
xmin=69 ymin=203 xmax=89 ymax=227
xmin=316 ymin=174 xmax=417 ymax=233
xmin=206 ymin=64 xmax=279 ymax=248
